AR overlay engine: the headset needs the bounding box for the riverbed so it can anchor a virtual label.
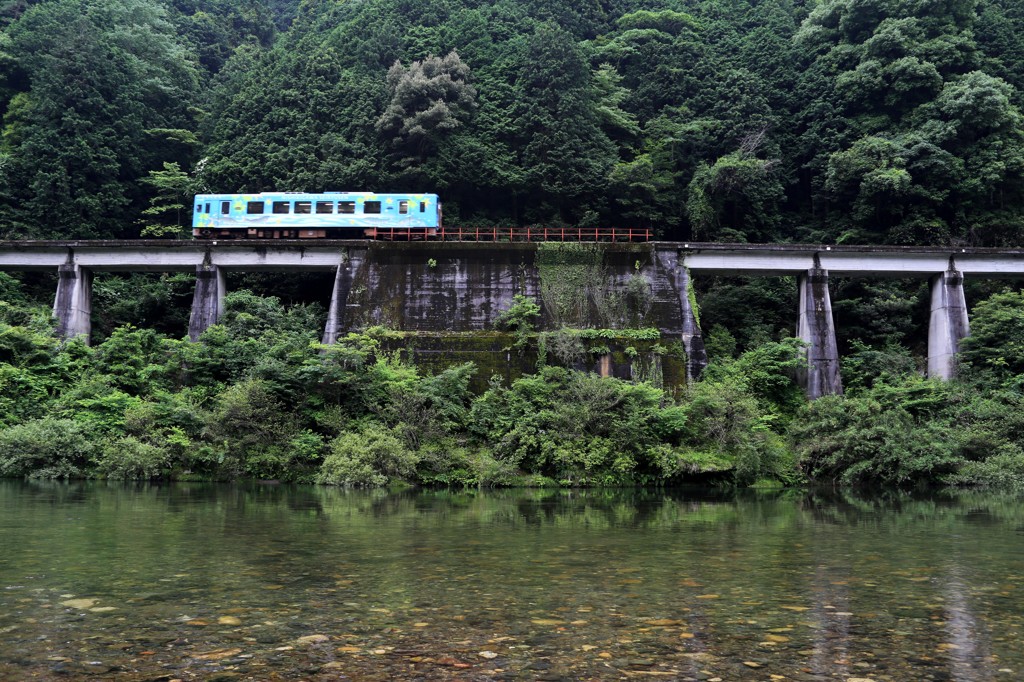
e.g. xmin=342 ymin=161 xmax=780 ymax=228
xmin=0 ymin=482 xmax=1021 ymax=680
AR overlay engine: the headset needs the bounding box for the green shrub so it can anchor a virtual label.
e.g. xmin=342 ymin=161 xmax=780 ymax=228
xmin=960 ymin=290 xmax=1024 ymax=388
xmin=95 ymin=436 xmax=169 ymax=480
xmin=947 ymin=445 xmax=1024 ymax=490
xmin=0 ymin=418 xmax=100 ymax=479
xmin=202 ymin=379 xmax=302 ymax=479
xmin=317 ymin=422 xmax=419 ymax=486
xmin=792 ymin=389 xmax=962 ymax=486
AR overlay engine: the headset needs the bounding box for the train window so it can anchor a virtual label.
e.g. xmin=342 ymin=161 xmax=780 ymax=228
xmin=316 ymin=201 xmax=333 ymax=214
xmin=339 ymin=201 xmax=355 ymax=214
xmin=205 ymin=203 xmax=211 ymax=213
xmin=272 ymin=201 xmax=290 ymax=214
xmin=364 ymin=201 xmax=381 ymax=214
xmin=420 ymin=202 xmax=426 ymax=213
xmin=398 ymin=201 xmax=409 ymax=214
xmin=195 ymin=205 xmax=201 ymax=213
xmin=295 ymin=201 xmax=312 ymax=214
xmin=221 ymin=201 xmax=230 ymax=215
xmin=247 ymin=201 xmax=265 ymax=214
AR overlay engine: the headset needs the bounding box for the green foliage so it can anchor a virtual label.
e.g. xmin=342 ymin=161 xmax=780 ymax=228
xmin=138 ymin=162 xmax=200 ymax=238
xmin=537 ymin=243 xmax=605 ymax=326
xmin=376 ymin=51 xmax=476 ymax=169
xmin=1 ymin=0 xmax=199 ymax=238
xmin=95 ymin=435 xmax=170 ymax=480
xmin=1 ymin=0 xmax=1024 ymax=490
xmin=959 ymin=289 xmax=1024 ymax=386
xmin=494 ymin=294 xmax=540 ymax=352
xmin=841 ymin=340 xmax=917 ymax=392
xmin=201 ymin=378 xmax=304 ymax=480
xmin=792 ymin=377 xmax=966 ymax=486
xmin=0 ymin=417 xmax=99 ymax=479
xmin=0 ymin=0 xmax=1018 ymax=241
xmin=317 ymin=422 xmax=418 ymax=487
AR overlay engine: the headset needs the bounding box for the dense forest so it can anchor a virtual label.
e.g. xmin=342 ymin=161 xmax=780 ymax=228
xmin=1 ymin=0 xmax=1024 ymax=244
xmin=1 ymin=0 xmax=1024 ymax=488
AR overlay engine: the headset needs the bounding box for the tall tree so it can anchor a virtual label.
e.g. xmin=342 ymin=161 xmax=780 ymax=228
xmin=376 ymin=51 xmax=476 ymax=172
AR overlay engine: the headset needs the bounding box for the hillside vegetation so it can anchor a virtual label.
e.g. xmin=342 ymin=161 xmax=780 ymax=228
xmin=1 ymin=0 xmax=1023 ymax=243
xmin=1 ymin=0 xmax=1024 ymax=487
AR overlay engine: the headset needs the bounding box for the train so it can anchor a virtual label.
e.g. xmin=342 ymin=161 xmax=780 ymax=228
xmin=192 ymin=191 xmax=441 ymax=239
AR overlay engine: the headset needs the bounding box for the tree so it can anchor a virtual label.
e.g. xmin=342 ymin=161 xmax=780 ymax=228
xmin=0 ymin=0 xmax=199 ymax=238
xmin=793 ymin=0 xmax=1024 ymax=244
xmin=376 ymin=51 xmax=476 ymax=170
xmin=138 ymin=161 xmax=202 ymax=238
xmin=509 ymin=23 xmax=616 ymax=223
xmin=960 ymin=289 xmax=1024 ymax=385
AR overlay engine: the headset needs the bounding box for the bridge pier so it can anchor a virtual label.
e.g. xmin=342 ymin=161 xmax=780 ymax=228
xmin=797 ymin=267 xmax=842 ymax=399
xmin=928 ymin=268 xmax=970 ymax=380
xmin=53 ymin=263 xmax=92 ymax=342
xmin=188 ymin=265 xmax=226 ymax=341
xmin=322 ymin=250 xmax=365 ymax=344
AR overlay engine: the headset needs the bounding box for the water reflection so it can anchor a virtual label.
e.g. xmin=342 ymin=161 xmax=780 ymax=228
xmin=0 ymin=481 xmax=1021 ymax=680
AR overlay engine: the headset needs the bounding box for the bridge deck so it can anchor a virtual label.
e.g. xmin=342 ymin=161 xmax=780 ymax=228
xmin=0 ymin=240 xmax=1020 ymax=277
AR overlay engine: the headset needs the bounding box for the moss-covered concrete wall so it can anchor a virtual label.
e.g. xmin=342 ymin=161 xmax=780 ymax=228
xmin=336 ymin=242 xmax=696 ymax=391
xmin=341 ymin=242 xmax=690 ymax=334
xmin=378 ymin=332 xmax=688 ymax=394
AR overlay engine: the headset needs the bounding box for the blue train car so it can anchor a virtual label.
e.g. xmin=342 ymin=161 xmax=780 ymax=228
xmin=192 ymin=191 xmax=441 ymax=239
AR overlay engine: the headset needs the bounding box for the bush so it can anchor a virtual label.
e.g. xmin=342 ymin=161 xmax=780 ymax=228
xmin=0 ymin=418 xmax=100 ymax=479
xmin=95 ymin=436 xmax=169 ymax=480
xmin=317 ymin=422 xmax=419 ymax=486
xmin=947 ymin=445 xmax=1024 ymax=490
xmin=201 ymin=379 xmax=302 ymax=479
xmin=960 ymin=289 xmax=1024 ymax=387
xmin=791 ymin=386 xmax=962 ymax=486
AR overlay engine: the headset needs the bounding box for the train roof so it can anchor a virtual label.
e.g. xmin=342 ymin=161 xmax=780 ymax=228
xmin=195 ymin=191 xmax=438 ymax=198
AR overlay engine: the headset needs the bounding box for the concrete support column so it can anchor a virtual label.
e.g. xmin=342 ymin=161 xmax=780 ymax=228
xmin=797 ymin=268 xmax=842 ymax=399
xmin=928 ymin=269 xmax=969 ymax=380
xmin=188 ymin=265 xmax=226 ymax=341
xmin=322 ymin=249 xmax=364 ymax=344
xmin=53 ymin=263 xmax=92 ymax=342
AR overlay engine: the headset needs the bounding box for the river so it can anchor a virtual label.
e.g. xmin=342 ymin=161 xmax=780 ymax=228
xmin=0 ymin=481 xmax=1021 ymax=680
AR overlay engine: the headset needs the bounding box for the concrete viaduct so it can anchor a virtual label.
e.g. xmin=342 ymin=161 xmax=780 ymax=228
xmin=0 ymin=240 xmax=1017 ymax=398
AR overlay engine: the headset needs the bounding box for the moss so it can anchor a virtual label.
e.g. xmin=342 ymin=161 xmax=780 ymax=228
xmin=536 ymin=242 xmax=606 ymax=327
xmin=685 ymin=266 xmax=701 ymax=328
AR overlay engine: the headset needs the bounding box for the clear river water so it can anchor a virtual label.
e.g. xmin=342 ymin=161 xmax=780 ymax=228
xmin=1 ymin=481 xmax=1022 ymax=681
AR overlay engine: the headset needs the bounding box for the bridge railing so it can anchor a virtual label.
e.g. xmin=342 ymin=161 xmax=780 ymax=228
xmin=369 ymin=226 xmax=652 ymax=242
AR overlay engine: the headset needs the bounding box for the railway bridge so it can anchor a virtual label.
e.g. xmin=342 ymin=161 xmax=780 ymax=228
xmin=0 ymin=239 xmax=1020 ymax=398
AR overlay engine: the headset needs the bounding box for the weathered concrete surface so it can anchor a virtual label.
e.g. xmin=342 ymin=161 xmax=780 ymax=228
xmin=322 ymin=248 xmax=366 ymax=344
xmin=928 ymin=268 xmax=970 ymax=380
xmin=797 ymin=268 xmax=842 ymax=398
xmin=653 ymin=249 xmax=707 ymax=381
xmin=188 ymin=265 xmax=226 ymax=341
xmin=379 ymin=334 xmax=683 ymax=393
xmin=53 ymin=263 xmax=92 ymax=342
xmin=339 ymin=243 xmax=687 ymax=333
xmin=345 ymin=243 xmax=542 ymax=331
